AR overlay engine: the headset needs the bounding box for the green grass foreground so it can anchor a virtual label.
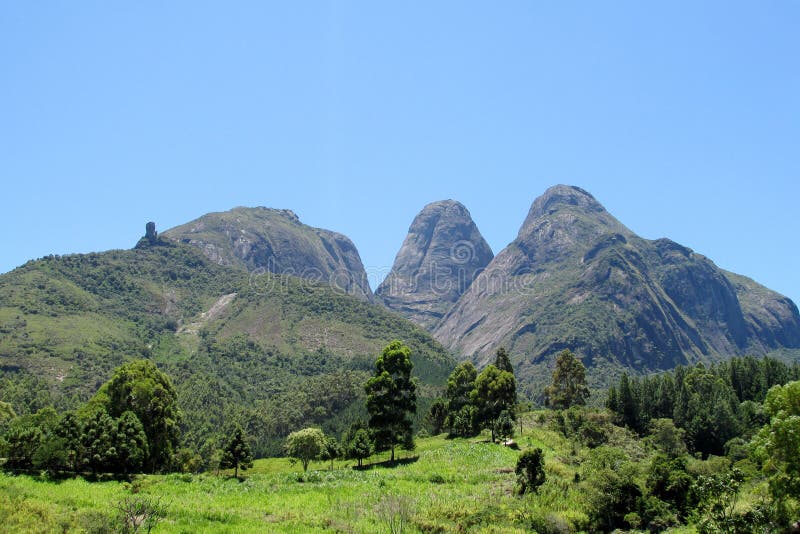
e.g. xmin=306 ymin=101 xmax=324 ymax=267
xmin=0 ymin=427 xmax=599 ymax=533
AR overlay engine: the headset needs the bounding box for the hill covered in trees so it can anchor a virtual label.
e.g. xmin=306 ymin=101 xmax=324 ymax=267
xmin=0 ymin=237 xmax=454 ymax=456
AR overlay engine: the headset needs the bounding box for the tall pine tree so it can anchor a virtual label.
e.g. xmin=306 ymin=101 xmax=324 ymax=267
xmin=220 ymin=425 xmax=253 ymax=478
xmin=365 ymin=340 xmax=417 ymax=462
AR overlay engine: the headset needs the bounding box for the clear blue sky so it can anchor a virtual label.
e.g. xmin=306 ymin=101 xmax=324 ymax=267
xmin=2 ymin=2 xmax=798 ymax=303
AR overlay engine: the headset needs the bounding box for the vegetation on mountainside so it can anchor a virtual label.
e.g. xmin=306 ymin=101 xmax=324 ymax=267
xmin=0 ymin=242 xmax=454 ymax=459
xmin=2 ymin=342 xmax=800 ymax=532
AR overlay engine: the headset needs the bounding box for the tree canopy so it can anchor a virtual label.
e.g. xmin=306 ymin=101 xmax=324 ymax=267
xmin=284 ymin=427 xmax=326 ymax=472
xmin=752 ymin=380 xmax=800 ymax=514
xmin=94 ymin=359 xmax=181 ymax=472
xmin=446 ymin=361 xmax=478 ymax=437
xmin=471 ymin=365 xmax=516 ymax=442
xmin=365 ymin=340 xmax=417 ymax=462
xmin=544 ymin=349 xmax=590 ymax=409
xmin=494 ymin=347 xmax=514 ymax=374
xmin=220 ymin=425 xmax=253 ymax=478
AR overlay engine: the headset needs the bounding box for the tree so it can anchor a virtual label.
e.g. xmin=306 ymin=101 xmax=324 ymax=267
xmin=516 ymin=448 xmax=546 ymax=494
xmin=80 ymin=408 xmax=119 ymax=474
xmin=647 ymin=454 xmax=694 ymax=520
xmin=584 ymin=456 xmax=643 ymax=532
xmin=220 ymin=425 xmax=253 ymax=478
xmin=348 ymin=428 xmax=373 ymax=468
xmin=471 ymin=365 xmax=517 ymax=442
xmin=752 ymin=380 xmax=800 ymax=520
xmin=115 ymin=411 xmax=148 ymax=475
xmin=285 ymin=427 xmax=326 ymax=472
xmin=425 ymin=398 xmax=448 ymax=435
xmin=446 ymin=362 xmax=478 ymax=436
xmin=647 ymin=418 xmax=687 ymax=458
xmin=496 ymin=410 xmax=515 ymax=443
xmin=679 ymin=366 xmax=740 ymax=457
xmin=544 ymin=349 xmax=590 ymax=409
xmin=320 ymin=436 xmax=342 ymax=470
xmin=0 ymin=401 xmax=16 ymax=428
xmin=616 ymin=372 xmax=641 ymax=432
xmin=53 ymin=411 xmax=84 ymax=473
xmin=365 ymin=340 xmax=417 ymax=462
xmin=2 ymin=420 xmax=43 ymax=470
xmin=97 ymin=359 xmax=181 ymax=472
xmin=494 ymin=347 xmax=514 ymax=374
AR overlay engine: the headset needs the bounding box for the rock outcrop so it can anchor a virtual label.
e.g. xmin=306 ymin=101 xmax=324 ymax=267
xmin=376 ymin=200 xmax=493 ymax=329
xmin=163 ymin=207 xmax=373 ymax=300
xmin=433 ymin=185 xmax=800 ymax=387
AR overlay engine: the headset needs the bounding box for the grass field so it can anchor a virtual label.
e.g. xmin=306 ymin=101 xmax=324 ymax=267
xmin=0 ymin=416 xmax=603 ymax=533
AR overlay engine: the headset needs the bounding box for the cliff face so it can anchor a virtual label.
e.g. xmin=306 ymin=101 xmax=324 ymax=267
xmin=163 ymin=206 xmax=373 ymax=301
xmin=375 ymin=200 xmax=493 ymax=330
xmin=431 ymin=186 xmax=800 ymax=387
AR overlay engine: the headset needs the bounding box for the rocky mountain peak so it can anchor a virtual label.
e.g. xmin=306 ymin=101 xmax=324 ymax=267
xmin=162 ymin=207 xmax=373 ymax=301
xmin=526 ymin=185 xmax=603 ymax=219
xmin=513 ymin=185 xmax=631 ymax=264
xmin=376 ymin=200 xmax=493 ymax=330
xmin=434 ymin=185 xmax=800 ymax=390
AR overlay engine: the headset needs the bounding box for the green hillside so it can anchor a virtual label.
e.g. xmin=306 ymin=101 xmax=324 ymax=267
xmin=0 ymin=240 xmax=454 ymax=455
xmin=0 ymin=410 xmax=786 ymax=533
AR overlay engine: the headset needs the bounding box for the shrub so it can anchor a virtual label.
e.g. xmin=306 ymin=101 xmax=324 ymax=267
xmin=516 ymin=448 xmax=546 ymax=495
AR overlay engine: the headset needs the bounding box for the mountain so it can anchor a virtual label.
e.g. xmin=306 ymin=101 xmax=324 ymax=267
xmin=433 ymin=185 xmax=800 ymax=389
xmin=162 ymin=206 xmax=373 ymax=301
xmin=0 ymin=227 xmax=454 ymax=455
xmin=375 ymin=200 xmax=494 ymax=330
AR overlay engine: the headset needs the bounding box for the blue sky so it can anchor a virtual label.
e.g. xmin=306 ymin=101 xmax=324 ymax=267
xmin=1 ymin=2 xmax=798 ymax=303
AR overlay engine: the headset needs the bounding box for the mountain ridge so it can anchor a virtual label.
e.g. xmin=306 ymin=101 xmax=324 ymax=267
xmin=162 ymin=206 xmax=374 ymax=301
xmin=431 ymin=185 xmax=800 ymax=390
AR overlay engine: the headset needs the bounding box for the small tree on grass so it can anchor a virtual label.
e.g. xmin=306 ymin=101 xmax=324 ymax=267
xmin=496 ymin=410 xmax=515 ymax=443
xmin=348 ymin=428 xmax=373 ymax=468
xmin=220 ymin=425 xmax=253 ymax=478
xmin=472 ymin=365 xmax=517 ymax=442
xmin=115 ymin=495 xmax=165 ymax=534
xmin=285 ymin=427 xmax=326 ymax=472
xmin=320 ymin=436 xmax=342 ymax=470
xmin=516 ymin=448 xmax=546 ymax=494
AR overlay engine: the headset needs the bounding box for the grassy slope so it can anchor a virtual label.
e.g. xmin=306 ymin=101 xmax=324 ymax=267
xmin=3 ymin=411 xmax=755 ymax=533
xmin=0 ymin=419 xmax=568 ymax=533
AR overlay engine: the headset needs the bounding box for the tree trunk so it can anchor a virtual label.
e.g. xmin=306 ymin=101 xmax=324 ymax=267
xmin=390 ymin=445 xmax=395 ymax=463
xmin=234 ymin=464 xmax=238 ymax=478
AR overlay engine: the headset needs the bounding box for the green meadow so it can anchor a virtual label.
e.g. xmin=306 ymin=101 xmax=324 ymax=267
xmin=0 ymin=417 xmax=602 ymax=533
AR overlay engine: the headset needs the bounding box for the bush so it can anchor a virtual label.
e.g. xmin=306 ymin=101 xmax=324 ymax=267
xmin=528 ymin=513 xmax=570 ymax=534
xmin=516 ymin=448 xmax=546 ymax=495
xmin=114 ymin=496 xmax=165 ymax=533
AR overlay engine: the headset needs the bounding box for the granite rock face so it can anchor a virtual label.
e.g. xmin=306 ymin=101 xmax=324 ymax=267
xmin=433 ymin=185 xmax=800 ymax=387
xmin=163 ymin=207 xmax=373 ymax=301
xmin=376 ymin=200 xmax=494 ymax=329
